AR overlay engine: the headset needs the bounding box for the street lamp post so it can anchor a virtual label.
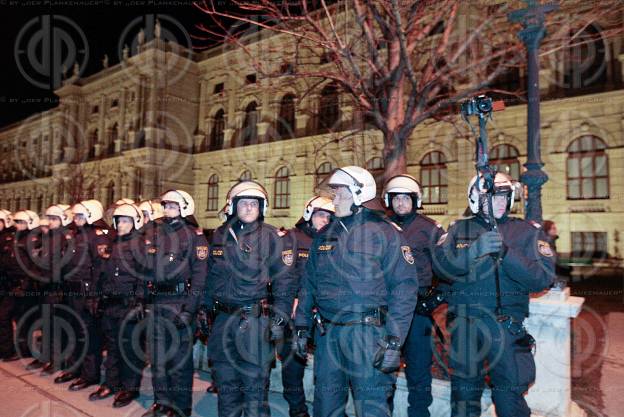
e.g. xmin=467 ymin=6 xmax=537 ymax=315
xmin=508 ymin=0 xmax=558 ymax=223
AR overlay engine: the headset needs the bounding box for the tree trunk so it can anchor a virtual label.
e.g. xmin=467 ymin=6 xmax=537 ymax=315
xmin=382 ymin=130 xmax=407 ymax=182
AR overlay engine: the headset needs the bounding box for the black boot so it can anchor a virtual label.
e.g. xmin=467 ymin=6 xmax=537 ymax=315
xmin=113 ymin=390 xmax=139 ymax=408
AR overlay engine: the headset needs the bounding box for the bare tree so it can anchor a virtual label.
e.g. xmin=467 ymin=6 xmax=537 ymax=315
xmin=195 ymin=0 xmax=622 ymax=179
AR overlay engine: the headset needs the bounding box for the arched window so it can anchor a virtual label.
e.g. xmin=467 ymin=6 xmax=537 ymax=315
xmin=315 ymin=162 xmax=333 ymax=189
xmin=567 ymin=135 xmax=608 ymax=199
xmin=420 ymin=151 xmax=448 ymax=204
xmin=318 ymin=84 xmax=339 ymax=133
xmin=563 ymin=24 xmax=607 ymax=91
xmin=274 ymin=167 xmax=290 ymax=209
xmin=240 ymin=170 xmax=253 ymax=181
xmin=241 ymin=102 xmax=258 ymax=146
xmin=366 ymin=157 xmax=384 ymax=197
xmin=277 ymin=94 xmax=296 ymax=139
xmin=210 ymin=109 xmax=225 ymax=151
xmin=106 ymin=180 xmax=115 ymax=208
xmin=89 ymin=129 xmax=98 ymax=159
xmin=108 ymin=123 xmax=118 ymax=155
xmin=207 ymin=174 xmax=219 ymax=211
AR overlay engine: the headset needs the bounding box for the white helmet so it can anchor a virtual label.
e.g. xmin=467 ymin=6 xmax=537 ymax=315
xmin=13 ymin=210 xmax=40 ymax=230
xmin=383 ymin=174 xmax=422 ymax=209
xmin=327 ymin=166 xmax=377 ymax=206
xmin=72 ymin=200 xmax=104 ymax=224
xmin=138 ymin=200 xmax=164 ymax=221
xmin=0 ymin=209 xmax=13 ymax=228
xmin=468 ymin=171 xmax=516 ymax=214
xmin=223 ymin=180 xmax=269 ymax=217
xmin=45 ymin=204 xmax=73 ymax=227
xmin=112 ymin=203 xmax=144 ymax=230
xmin=302 ymin=196 xmax=335 ymax=222
xmin=115 ymin=198 xmax=135 ymax=205
xmin=160 ymin=190 xmax=195 ymax=218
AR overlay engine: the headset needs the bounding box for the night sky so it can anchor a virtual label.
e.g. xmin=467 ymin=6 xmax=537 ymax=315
xmin=1 ymin=0 xmax=223 ymax=127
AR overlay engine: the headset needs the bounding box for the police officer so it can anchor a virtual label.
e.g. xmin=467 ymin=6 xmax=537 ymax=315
xmin=139 ymin=199 xmax=164 ymax=233
xmin=54 ymin=200 xmax=112 ymax=392
xmin=382 ymin=175 xmax=444 ymax=417
xmin=142 ymin=190 xmax=207 ymax=417
xmin=38 ymin=205 xmax=73 ymax=375
xmin=280 ymin=196 xmax=334 ymax=417
xmin=294 ymin=166 xmax=419 ymax=417
xmin=90 ymin=203 xmax=146 ymax=408
xmin=0 ymin=210 xmax=18 ymax=361
xmin=205 ymin=180 xmax=295 ymax=417
xmin=7 ymin=211 xmax=42 ymax=363
xmin=433 ymin=172 xmax=555 ymax=417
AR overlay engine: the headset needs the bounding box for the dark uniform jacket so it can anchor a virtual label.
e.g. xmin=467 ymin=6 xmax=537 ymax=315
xmin=295 ymin=208 xmax=419 ymax=345
xmin=100 ymin=229 xmax=147 ymax=300
xmin=0 ymin=226 xmax=16 ymax=290
xmin=62 ymin=224 xmax=112 ymax=295
xmin=391 ymin=212 xmax=444 ymax=290
xmin=206 ymin=219 xmax=295 ymax=318
xmin=433 ymin=214 xmax=555 ymax=318
xmin=144 ymin=218 xmax=208 ymax=315
xmin=5 ymin=228 xmax=42 ymax=291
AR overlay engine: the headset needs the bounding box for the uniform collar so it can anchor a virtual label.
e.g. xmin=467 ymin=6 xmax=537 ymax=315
xmin=295 ymin=218 xmax=317 ymax=238
xmin=391 ymin=211 xmax=417 ymax=227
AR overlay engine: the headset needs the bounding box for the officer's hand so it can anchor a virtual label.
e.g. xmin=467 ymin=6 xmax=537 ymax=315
xmin=174 ymin=311 xmax=194 ymax=329
xmin=270 ymin=317 xmax=285 ymax=342
xmin=373 ymin=336 xmax=401 ymax=373
xmin=469 ymin=231 xmax=503 ymax=259
xmin=129 ymin=302 xmax=145 ymax=321
xmin=86 ymin=298 xmax=99 ymax=317
xmin=292 ymin=328 xmax=309 ymax=360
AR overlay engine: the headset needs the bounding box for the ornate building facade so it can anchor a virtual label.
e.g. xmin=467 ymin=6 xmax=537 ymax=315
xmin=1 ymin=13 xmax=623 ymax=261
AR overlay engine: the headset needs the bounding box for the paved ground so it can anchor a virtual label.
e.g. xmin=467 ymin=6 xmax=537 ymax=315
xmin=0 ymin=272 xmax=622 ymax=417
xmin=569 ymin=272 xmax=624 ymax=417
xmin=0 ymin=359 xmax=294 ymax=417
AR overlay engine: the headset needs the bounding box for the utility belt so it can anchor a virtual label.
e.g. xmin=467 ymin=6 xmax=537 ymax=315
xmin=101 ymin=295 xmax=137 ymax=308
xmin=63 ymin=280 xmax=95 ymax=295
xmin=214 ymin=299 xmax=270 ymax=318
xmin=150 ymin=281 xmax=187 ymax=296
xmin=319 ymin=306 xmax=387 ymax=327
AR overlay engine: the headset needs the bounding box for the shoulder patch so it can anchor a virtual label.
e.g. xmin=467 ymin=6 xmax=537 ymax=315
xmin=196 ymin=228 xmax=204 ymax=235
xmin=282 ymin=249 xmax=294 ymax=265
xmin=65 ymin=233 xmax=73 ymax=240
xmin=277 ymin=228 xmax=288 ymax=237
xmin=401 ymin=246 xmax=415 ymax=264
xmin=537 ymin=240 xmax=554 ymax=257
xmin=97 ymin=244 xmax=110 ymax=259
xmin=530 ymin=221 xmax=542 ymax=229
xmin=196 ymin=245 xmax=208 ymax=260
xmin=436 ymin=233 xmax=448 ymax=246
xmin=95 ymin=228 xmax=104 ymax=235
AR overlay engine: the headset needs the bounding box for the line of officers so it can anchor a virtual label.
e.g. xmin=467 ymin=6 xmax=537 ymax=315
xmin=0 ymin=165 xmax=556 ymax=417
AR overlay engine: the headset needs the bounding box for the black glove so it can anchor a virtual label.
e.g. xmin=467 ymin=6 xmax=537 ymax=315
xmin=469 ymin=231 xmax=503 ymax=259
xmin=292 ymin=328 xmax=309 ymax=360
xmin=174 ymin=311 xmax=194 ymax=329
xmin=373 ymin=336 xmax=401 ymax=373
xmin=85 ymin=298 xmax=100 ymax=317
xmin=270 ymin=317 xmax=285 ymax=342
xmin=129 ymin=301 xmax=145 ymax=322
